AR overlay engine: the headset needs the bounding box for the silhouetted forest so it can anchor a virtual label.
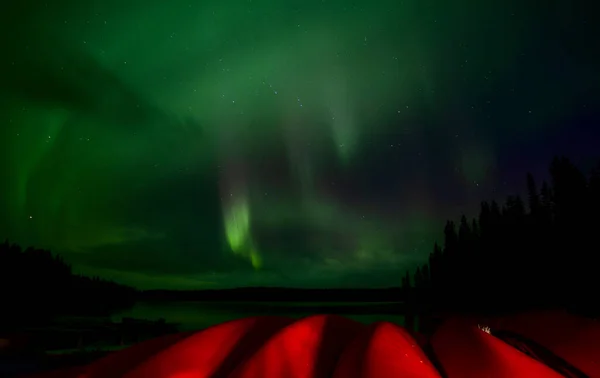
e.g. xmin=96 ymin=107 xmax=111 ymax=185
xmin=2 ymin=155 xmax=599 ymax=331
xmin=0 ymin=241 xmax=136 ymax=329
xmin=404 ymin=156 xmax=600 ymax=316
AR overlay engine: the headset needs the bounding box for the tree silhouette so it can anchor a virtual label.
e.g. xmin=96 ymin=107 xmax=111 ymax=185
xmin=526 ymin=173 xmax=541 ymax=215
xmin=407 ymin=155 xmax=600 ymax=316
xmin=0 ymin=241 xmax=136 ymax=329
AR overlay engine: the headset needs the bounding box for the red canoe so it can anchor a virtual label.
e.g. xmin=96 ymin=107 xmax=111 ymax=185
xmin=23 ymin=311 xmax=599 ymax=378
xmin=486 ymin=311 xmax=600 ymax=377
xmin=333 ymin=321 xmax=442 ymax=378
xmin=430 ymin=317 xmax=564 ymax=378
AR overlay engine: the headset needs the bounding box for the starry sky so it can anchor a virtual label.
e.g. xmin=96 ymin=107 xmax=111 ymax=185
xmin=1 ymin=0 xmax=598 ymax=289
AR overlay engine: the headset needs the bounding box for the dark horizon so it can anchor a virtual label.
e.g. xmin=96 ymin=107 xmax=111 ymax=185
xmin=141 ymin=286 xmax=403 ymax=291
xmin=139 ymin=286 xmax=404 ymax=302
xmin=4 ymin=153 xmax=600 ymax=318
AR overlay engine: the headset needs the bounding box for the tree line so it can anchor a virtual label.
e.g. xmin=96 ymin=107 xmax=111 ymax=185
xmin=403 ymin=156 xmax=600 ymax=316
xmin=0 ymin=241 xmax=136 ymax=329
xmin=2 ymin=154 xmax=598 ymax=328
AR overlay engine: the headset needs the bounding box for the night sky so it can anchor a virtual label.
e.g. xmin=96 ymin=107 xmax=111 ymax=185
xmin=1 ymin=0 xmax=598 ymax=289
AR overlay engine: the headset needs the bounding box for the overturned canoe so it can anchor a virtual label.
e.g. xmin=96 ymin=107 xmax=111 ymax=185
xmin=24 ymin=311 xmax=599 ymax=378
xmin=333 ymin=321 xmax=442 ymax=378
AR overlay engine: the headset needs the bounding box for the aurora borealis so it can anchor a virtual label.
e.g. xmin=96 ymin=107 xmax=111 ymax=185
xmin=1 ymin=0 xmax=598 ymax=289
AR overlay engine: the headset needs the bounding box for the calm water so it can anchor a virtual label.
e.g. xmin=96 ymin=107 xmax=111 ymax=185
xmin=113 ymin=301 xmax=408 ymax=331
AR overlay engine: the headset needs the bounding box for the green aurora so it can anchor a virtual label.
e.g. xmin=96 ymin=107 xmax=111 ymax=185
xmin=0 ymin=0 xmax=597 ymax=288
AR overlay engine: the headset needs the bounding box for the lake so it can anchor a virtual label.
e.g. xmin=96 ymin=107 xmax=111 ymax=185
xmin=112 ymin=301 xmax=410 ymax=331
